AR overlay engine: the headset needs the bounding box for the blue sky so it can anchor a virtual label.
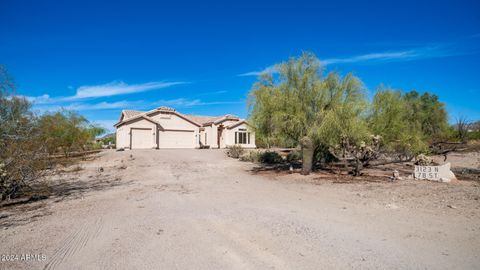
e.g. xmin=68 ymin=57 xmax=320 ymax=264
xmin=1 ymin=0 xmax=479 ymax=132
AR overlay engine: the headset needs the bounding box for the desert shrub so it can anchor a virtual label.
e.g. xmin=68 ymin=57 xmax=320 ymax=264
xmin=248 ymin=151 xmax=262 ymax=162
xmin=259 ymin=151 xmax=283 ymax=164
xmin=238 ymin=153 xmax=250 ymax=162
xmin=286 ymin=150 xmax=302 ymax=163
xmin=227 ymin=145 xmax=244 ymax=158
xmin=0 ymin=65 xmax=104 ymax=200
xmin=38 ymin=110 xmax=105 ymax=157
xmin=0 ymin=66 xmax=49 ymax=199
xmin=314 ymin=143 xmax=338 ymax=165
xmin=239 ymin=150 xmax=262 ymax=162
xmin=468 ymin=131 xmax=480 ymax=141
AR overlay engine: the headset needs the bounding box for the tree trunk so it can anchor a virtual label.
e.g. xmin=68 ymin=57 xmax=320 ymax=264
xmin=300 ymin=136 xmax=314 ymax=175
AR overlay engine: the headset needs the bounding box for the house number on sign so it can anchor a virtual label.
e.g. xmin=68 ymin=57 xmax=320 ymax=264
xmin=414 ymin=166 xmax=440 ymax=180
xmin=413 ymin=163 xmax=456 ymax=182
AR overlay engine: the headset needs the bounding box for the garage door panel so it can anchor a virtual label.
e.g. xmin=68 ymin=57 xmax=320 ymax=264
xmin=131 ymin=128 xmax=154 ymax=149
xmin=159 ymin=131 xmax=195 ymax=148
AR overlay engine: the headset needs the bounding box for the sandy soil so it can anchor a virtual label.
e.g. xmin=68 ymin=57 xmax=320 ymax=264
xmin=0 ymin=149 xmax=479 ymax=270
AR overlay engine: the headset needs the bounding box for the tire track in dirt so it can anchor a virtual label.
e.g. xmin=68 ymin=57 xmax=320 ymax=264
xmin=43 ymin=217 xmax=103 ymax=270
xmin=190 ymin=218 xmax=288 ymax=270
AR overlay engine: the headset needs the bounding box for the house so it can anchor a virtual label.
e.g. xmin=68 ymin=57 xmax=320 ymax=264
xmin=114 ymin=106 xmax=256 ymax=149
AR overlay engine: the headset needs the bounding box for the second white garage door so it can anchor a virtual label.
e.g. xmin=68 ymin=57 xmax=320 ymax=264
xmin=159 ymin=130 xmax=195 ymax=148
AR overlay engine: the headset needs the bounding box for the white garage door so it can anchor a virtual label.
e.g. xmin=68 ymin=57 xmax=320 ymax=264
xmin=131 ymin=128 xmax=154 ymax=149
xmin=159 ymin=131 xmax=195 ymax=148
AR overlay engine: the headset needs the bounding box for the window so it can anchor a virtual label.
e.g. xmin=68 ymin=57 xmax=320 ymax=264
xmin=235 ymin=131 xmax=250 ymax=144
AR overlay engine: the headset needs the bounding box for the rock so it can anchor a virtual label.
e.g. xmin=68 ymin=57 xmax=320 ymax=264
xmin=388 ymin=170 xmax=402 ymax=181
xmin=386 ymin=203 xmax=399 ymax=209
xmin=414 ymin=162 xmax=456 ymax=183
xmin=440 ymin=177 xmax=451 ymax=183
xmin=447 ymin=205 xmax=457 ymax=209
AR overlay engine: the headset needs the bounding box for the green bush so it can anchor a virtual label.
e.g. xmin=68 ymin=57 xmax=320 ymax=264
xmin=259 ymin=151 xmax=283 ymax=164
xmin=286 ymin=150 xmax=302 ymax=162
xmin=1 ymin=66 xmax=48 ymax=199
xmin=227 ymin=145 xmax=244 ymax=158
xmin=239 ymin=150 xmax=262 ymax=162
xmin=468 ymin=131 xmax=480 ymax=141
xmin=38 ymin=110 xmax=105 ymax=156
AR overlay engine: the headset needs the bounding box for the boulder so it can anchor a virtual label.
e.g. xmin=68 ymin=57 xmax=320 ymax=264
xmin=414 ymin=162 xmax=456 ymax=183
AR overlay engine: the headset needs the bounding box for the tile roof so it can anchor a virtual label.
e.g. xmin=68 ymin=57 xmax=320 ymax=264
xmin=117 ymin=107 xmax=240 ymax=127
xmin=122 ymin=110 xmax=143 ymax=120
xmin=183 ymin=115 xmax=224 ymax=125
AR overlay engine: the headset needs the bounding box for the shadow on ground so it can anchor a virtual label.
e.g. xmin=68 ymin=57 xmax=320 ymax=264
xmin=249 ymin=161 xmax=391 ymax=184
xmin=0 ymin=173 xmax=133 ymax=228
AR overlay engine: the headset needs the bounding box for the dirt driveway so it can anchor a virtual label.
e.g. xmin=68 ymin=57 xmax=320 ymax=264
xmin=1 ymin=149 xmax=479 ymax=270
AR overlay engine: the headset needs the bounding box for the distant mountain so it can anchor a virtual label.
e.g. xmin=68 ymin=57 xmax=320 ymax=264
xmin=470 ymin=121 xmax=480 ymax=131
xmin=96 ymin=133 xmax=115 ymax=140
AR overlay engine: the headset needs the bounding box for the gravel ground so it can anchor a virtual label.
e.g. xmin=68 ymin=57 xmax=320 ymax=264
xmin=0 ymin=149 xmax=479 ymax=270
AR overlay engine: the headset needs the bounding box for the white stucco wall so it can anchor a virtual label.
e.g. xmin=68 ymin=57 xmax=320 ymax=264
xmin=116 ymin=118 xmax=157 ymax=149
xmin=150 ymin=112 xmax=197 ymax=130
xmin=202 ymin=125 xmax=214 ymax=146
xmin=150 ymin=111 xmax=199 ymax=148
xmin=216 ymin=120 xmax=240 ymax=148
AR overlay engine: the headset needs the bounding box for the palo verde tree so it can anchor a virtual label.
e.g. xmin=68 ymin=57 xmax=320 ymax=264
xmin=314 ymin=73 xmax=371 ymax=175
xmin=249 ymin=53 xmax=451 ymax=175
xmin=403 ymin=90 xmax=449 ymax=143
xmin=249 ymin=52 xmax=368 ymax=175
xmin=368 ymin=88 xmax=428 ymax=160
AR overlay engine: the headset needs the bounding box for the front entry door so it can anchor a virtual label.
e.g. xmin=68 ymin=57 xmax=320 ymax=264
xmin=217 ymin=126 xmax=223 ymax=148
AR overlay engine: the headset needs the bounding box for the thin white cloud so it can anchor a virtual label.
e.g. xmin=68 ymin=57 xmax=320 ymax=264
xmin=70 ymin=81 xmax=187 ymax=99
xmin=66 ymin=100 xmax=141 ymax=110
xmin=23 ymin=94 xmax=52 ymax=104
xmin=22 ymin=80 xmax=187 ymax=104
xmin=155 ymin=98 xmax=243 ymax=108
xmin=237 ymin=65 xmax=277 ymax=77
xmin=195 ymin=90 xmax=228 ymax=96
xmin=320 ymin=46 xmax=456 ymax=65
xmin=321 ymin=50 xmax=417 ymax=65
xmin=238 ymin=45 xmax=461 ymax=76
xmin=33 ymin=100 xmax=144 ymax=112
xmin=156 ymin=98 xmax=203 ymax=107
